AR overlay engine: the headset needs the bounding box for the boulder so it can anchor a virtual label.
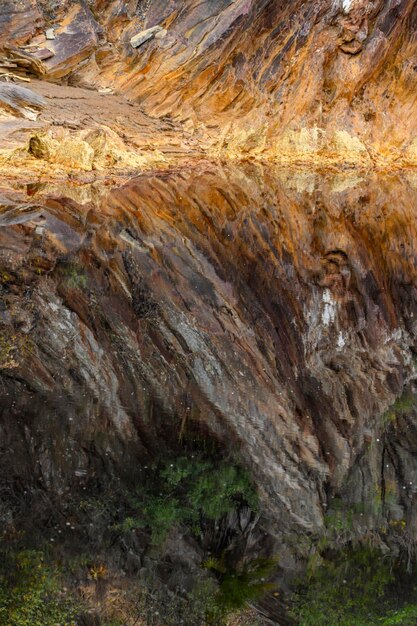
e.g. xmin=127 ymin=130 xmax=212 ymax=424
xmin=29 ymin=134 xmax=54 ymax=159
xmin=0 ymin=83 xmax=46 ymax=120
xmin=29 ymin=132 xmax=95 ymax=171
xmin=130 ymin=26 xmax=163 ymax=49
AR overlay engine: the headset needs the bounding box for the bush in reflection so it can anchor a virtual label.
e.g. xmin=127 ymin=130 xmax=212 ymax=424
xmin=118 ymin=454 xmax=258 ymax=545
xmin=203 ymin=555 xmax=277 ymax=624
xmin=0 ymin=547 xmax=274 ymax=625
xmin=0 ymin=451 xmax=272 ymax=625
xmin=122 ymin=558 xmax=276 ymax=626
xmin=290 ymin=543 xmax=417 ymax=626
xmin=0 ymin=550 xmax=79 ymax=626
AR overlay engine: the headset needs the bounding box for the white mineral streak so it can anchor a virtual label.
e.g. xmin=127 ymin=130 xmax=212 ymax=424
xmin=322 ymin=289 xmax=337 ymax=326
xmin=337 ymin=332 xmax=346 ymax=348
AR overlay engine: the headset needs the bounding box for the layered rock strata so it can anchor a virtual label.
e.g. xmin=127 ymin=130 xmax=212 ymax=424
xmin=0 ymin=0 xmax=416 ymax=173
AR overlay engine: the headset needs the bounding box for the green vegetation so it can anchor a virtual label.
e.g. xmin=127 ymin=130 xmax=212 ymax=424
xmin=112 ymin=572 xmax=271 ymax=626
xmin=290 ymin=544 xmax=417 ymax=626
xmin=133 ymin=576 xmax=219 ymax=626
xmin=119 ymin=454 xmax=258 ymax=545
xmin=324 ymin=498 xmax=358 ymax=536
xmin=0 ymin=453 xmax=264 ymax=626
xmin=323 ymin=497 xmax=384 ymax=543
xmin=62 ymin=263 xmax=88 ymax=290
xmin=0 ymin=550 xmax=80 ymax=626
xmin=112 ymin=453 xmax=270 ymax=624
xmin=130 ymin=556 xmax=277 ymax=625
xmin=203 ymin=556 xmax=277 ymax=624
xmin=380 ymin=604 xmax=417 ymax=625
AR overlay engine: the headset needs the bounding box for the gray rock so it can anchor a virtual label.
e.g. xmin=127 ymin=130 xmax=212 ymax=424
xmin=130 ymin=26 xmax=163 ymax=49
xmin=154 ymin=29 xmax=168 ymax=40
xmin=0 ymin=83 xmax=45 ymax=119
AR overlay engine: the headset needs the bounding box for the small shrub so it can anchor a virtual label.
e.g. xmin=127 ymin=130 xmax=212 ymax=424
xmin=290 ymin=543 xmax=417 ymax=626
xmin=62 ymin=264 xmax=88 ymax=290
xmin=204 ymin=556 xmax=277 ymax=625
xmin=0 ymin=550 xmax=80 ymax=626
xmin=120 ymin=454 xmax=258 ymax=545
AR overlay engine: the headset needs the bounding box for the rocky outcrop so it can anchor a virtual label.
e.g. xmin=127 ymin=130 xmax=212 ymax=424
xmin=42 ymin=2 xmax=102 ymax=80
xmin=0 ymin=80 xmax=201 ymax=180
xmin=1 ymin=2 xmax=417 ymax=622
xmin=86 ymin=0 xmax=417 ymax=165
xmin=1 ymin=0 xmax=416 ymax=170
xmin=130 ymin=25 xmax=164 ymax=49
xmin=0 ymin=0 xmax=42 ymax=47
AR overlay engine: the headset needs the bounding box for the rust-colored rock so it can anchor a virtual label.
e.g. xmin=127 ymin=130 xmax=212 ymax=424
xmin=0 ymin=0 xmax=42 ymax=48
xmin=29 ymin=131 xmax=95 ymax=170
xmin=1 ymin=165 xmax=417 ymax=537
xmin=0 ymin=2 xmax=417 ymax=622
xmin=0 ymin=81 xmax=193 ymax=180
xmin=1 ymin=0 xmax=416 ymax=170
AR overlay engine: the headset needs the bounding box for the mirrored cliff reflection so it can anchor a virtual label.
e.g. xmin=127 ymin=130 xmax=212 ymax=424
xmin=1 ymin=165 xmax=417 ymax=625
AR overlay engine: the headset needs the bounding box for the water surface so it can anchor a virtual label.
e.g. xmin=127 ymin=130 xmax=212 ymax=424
xmin=1 ymin=165 xmax=417 ymax=625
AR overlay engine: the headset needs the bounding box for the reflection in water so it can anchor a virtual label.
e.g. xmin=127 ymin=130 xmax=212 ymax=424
xmin=1 ymin=165 xmax=417 ymax=624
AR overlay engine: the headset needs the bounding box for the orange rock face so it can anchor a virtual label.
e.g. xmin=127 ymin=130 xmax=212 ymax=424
xmin=1 ymin=3 xmax=417 ymax=623
xmin=88 ymin=0 xmax=417 ymax=165
xmin=1 ymin=0 xmax=416 ymax=169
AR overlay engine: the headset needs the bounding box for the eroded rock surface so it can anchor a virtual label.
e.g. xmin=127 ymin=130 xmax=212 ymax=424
xmin=0 ymin=0 xmax=416 ymax=171
xmin=1 ymin=2 xmax=417 ymax=623
xmin=0 ymin=82 xmax=45 ymax=119
xmin=0 ymin=80 xmax=202 ymax=179
xmin=0 ymin=0 xmax=42 ymax=47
